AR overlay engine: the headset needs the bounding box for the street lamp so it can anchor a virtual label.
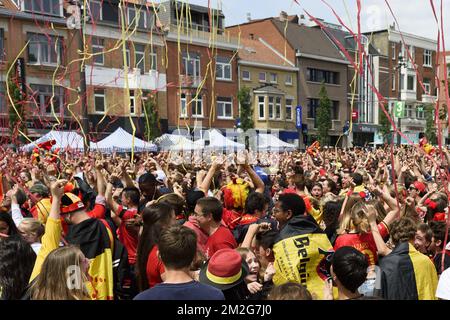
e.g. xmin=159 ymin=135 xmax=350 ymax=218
xmin=396 ymin=53 xmax=407 ymax=145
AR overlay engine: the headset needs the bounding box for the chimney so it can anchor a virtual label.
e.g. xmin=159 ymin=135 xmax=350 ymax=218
xmin=246 ymin=12 xmax=251 ymax=22
xmin=299 ymin=14 xmax=306 ymax=26
xmin=279 ymin=11 xmax=288 ymax=22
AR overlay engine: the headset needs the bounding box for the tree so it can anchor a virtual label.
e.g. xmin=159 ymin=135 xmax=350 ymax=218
xmin=237 ymin=86 xmax=254 ymax=131
xmin=7 ymin=69 xmax=26 ymax=144
xmin=424 ymin=103 xmax=437 ymax=145
xmin=316 ymin=83 xmax=332 ymax=146
xmin=378 ymin=104 xmax=392 ymax=143
xmin=237 ymin=87 xmax=254 ymax=149
xmin=143 ymin=93 xmax=160 ymax=141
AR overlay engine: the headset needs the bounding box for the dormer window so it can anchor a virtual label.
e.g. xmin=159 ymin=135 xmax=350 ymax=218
xmin=24 ymin=0 xmax=62 ymax=17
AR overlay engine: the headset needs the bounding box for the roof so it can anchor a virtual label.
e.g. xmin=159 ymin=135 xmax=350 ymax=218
xmin=253 ymin=85 xmax=287 ymax=95
xmin=238 ymin=37 xmax=295 ymax=68
xmin=161 ymin=0 xmax=224 ymax=17
xmin=271 ymin=19 xmax=347 ymax=62
xmin=318 ymin=26 xmax=380 ymax=55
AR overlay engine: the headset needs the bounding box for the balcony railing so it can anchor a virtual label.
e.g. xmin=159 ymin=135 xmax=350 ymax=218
xmin=168 ymin=24 xmax=239 ymax=46
xmin=179 ymin=75 xmax=202 ymax=88
xmin=422 ymin=94 xmax=437 ymax=104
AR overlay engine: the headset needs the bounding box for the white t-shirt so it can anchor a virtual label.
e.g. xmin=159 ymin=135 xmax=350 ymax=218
xmin=436 ymin=267 xmax=450 ymax=300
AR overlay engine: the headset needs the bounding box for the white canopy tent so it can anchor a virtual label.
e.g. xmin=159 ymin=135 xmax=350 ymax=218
xmin=156 ymin=134 xmax=204 ymax=151
xmin=201 ymin=129 xmax=245 ymax=151
xmin=21 ymin=130 xmax=85 ymax=152
xmin=90 ymin=127 xmax=157 ymax=152
xmin=256 ymin=133 xmax=296 ymax=151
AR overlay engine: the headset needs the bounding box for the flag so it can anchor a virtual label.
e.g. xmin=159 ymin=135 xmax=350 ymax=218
xmin=379 ymin=242 xmax=438 ymax=300
xmin=66 ymin=218 xmax=114 ymax=300
xmin=394 ymin=101 xmax=405 ymax=118
xmin=273 ymin=215 xmax=334 ymax=299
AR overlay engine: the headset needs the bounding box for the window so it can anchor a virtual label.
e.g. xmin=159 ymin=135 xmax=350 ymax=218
xmin=0 ymin=82 xmax=6 ymax=114
xmin=94 ymin=89 xmax=105 ymax=113
xmin=24 ymin=0 xmax=61 ymax=16
xmin=180 ymin=94 xmax=187 ymax=117
xmin=423 ymin=50 xmax=432 ymax=67
xmin=125 ymin=47 xmax=131 ymax=68
xmin=392 ymin=43 xmax=396 ymax=60
xmin=149 ymin=51 xmax=157 ymax=71
xmin=392 ymin=72 xmax=396 ymax=91
xmin=216 ymin=57 xmax=231 ymax=80
xmin=400 ymin=74 xmax=405 ymax=90
xmin=307 ymin=68 xmax=339 ymax=84
xmin=259 ymin=72 xmax=266 ymax=82
xmin=30 ymin=84 xmax=64 ymax=115
xmin=129 ymin=91 xmax=135 ymax=114
xmin=268 ymin=97 xmax=275 ymax=119
xmin=242 ymin=70 xmax=250 ymax=81
xmin=407 ymin=75 xmax=415 ymax=91
xmin=89 ymin=0 xmax=102 ymax=21
xmin=28 ymin=33 xmax=62 ymax=65
xmin=285 ymin=99 xmax=293 ymax=120
xmin=416 ymin=105 xmax=425 ymax=119
xmin=183 ymin=53 xmax=200 ymax=77
xmin=331 ymin=101 xmax=339 ymax=120
xmin=258 ymin=96 xmax=265 ymax=119
xmin=423 ymin=79 xmax=431 ymax=95
xmin=191 ymin=95 xmax=203 ymax=117
xmin=405 ymin=104 xmax=414 ymax=118
xmin=0 ymin=29 xmax=4 ymax=61
xmin=92 ymin=37 xmax=104 ymax=65
xmin=275 ymin=97 xmax=281 ymax=119
xmin=128 ymin=6 xmax=152 ymax=29
xmin=217 ymin=97 xmax=232 ymax=119
xmin=285 ymin=74 xmax=293 ymax=85
xmin=135 ymin=44 xmax=145 ymax=74
xmin=307 ymin=98 xmax=319 ymax=118
xmin=270 ymin=73 xmax=277 ymax=83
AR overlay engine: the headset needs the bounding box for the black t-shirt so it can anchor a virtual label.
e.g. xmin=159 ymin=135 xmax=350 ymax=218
xmin=433 ymin=251 xmax=450 ymax=275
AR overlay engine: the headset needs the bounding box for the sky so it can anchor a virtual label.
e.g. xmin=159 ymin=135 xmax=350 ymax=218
xmin=156 ymin=0 xmax=450 ymax=51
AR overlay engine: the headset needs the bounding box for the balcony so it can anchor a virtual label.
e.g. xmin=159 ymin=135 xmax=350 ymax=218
xmin=179 ymin=75 xmax=202 ymax=88
xmin=400 ymin=90 xmax=417 ymax=102
xmin=422 ymin=94 xmax=437 ymax=104
xmin=168 ymin=24 xmax=239 ymax=46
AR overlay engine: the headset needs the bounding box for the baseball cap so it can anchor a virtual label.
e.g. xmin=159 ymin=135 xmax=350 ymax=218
xmin=153 ymin=170 xmax=166 ymax=184
xmin=60 ymin=192 xmax=85 ymax=215
xmin=413 ymin=181 xmax=426 ymax=193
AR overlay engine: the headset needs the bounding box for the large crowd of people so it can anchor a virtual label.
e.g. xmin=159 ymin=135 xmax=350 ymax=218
xmin=1 ymin=142 xmax=450 ymax=300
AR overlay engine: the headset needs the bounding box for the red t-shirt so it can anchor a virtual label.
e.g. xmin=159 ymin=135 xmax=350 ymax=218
xmin=116 ymin=205 xmax=139 ymax=265
xmin=334 ymin=222 xmax=389 ymax=266
xmin=146 ymin=245 xmax=165 ymax=288
xmin=222 ymin=208 xmax=242 ymax=230
xmin=205 ymin=225 xmax=237 ymax=259
xmin=184 ymin=216 xmax=209 ymax=254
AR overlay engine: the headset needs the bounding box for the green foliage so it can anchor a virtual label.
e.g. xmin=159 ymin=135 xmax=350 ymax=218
xmin=237 ymin=86 xmax=254 ymax=132
xmin=143 ymin=94 xmax=161 ymax=141
xmin=424 ymin=103 xmax=437 ymax=145
xmin=316 ymin=83 xmax=331 ymax=146
xmin=378 ymin=104 xmax=392 ymax=143
xmin=7 ymin=70 xmax=26 ymax=142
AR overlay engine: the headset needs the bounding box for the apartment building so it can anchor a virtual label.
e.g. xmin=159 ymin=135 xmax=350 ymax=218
xmin=366 ymin=25 xmax=439 ymax=144
xmin=0 ymin=0 xmax=79 ymax=138
xmin=158 ymin=0 xmax=239 ymax=134
xmin=318 ymin=22 xmax=389 ymax=146
xmin=0 ymin=0 xmax=167 ymax=141
xmin=228 ymin=12 xmax=350 ymax=147
xmin=237 ymin=36 xmax=299 ymax=143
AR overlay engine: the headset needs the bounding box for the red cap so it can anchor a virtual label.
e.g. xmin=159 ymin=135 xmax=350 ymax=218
xmin=413 ymin=181 xmax=426 ymax=193
xmin=319 ymin=169 xmax=326 ymax=176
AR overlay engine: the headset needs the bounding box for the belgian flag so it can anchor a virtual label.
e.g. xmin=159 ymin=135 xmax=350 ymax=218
xmin=273 ymin=214 xmax=334 ymax=300
xmin=379 ymin=242 xmax=438 ymax=300
xmin=66 ymin=218 xmax=114 ymax=300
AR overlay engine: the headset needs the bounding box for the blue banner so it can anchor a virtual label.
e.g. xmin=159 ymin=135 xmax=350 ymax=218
xmin=296 ymin=106 xmax=302 ymax=129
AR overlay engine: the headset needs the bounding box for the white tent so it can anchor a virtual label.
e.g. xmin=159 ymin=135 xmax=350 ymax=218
xmin=90 ymin=127 xmax=157 ymax=152
xmin=256 ymin=133 xmax=296 ymax=151
xmin=21 ymin=130 xmax=85 ymax=152
xmin=156 ymin=134 xmax=204 ymax=151
xmin=200 ymin=129 xmax=245 ymax=151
